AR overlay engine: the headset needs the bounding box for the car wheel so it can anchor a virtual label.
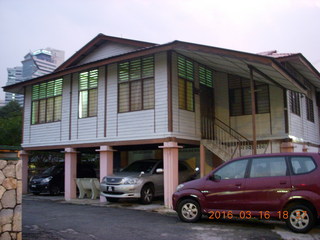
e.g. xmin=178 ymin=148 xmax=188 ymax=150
xmin=177 ymin=199 xmax=202 ymax=223
xmin=50 ymin=186 xmax=61 ymax=196
xmin=140 ymin=184 xmax=154 ymax=204
xmin=106 ymin=197 xmax=119 ymax=203
xmin=286 ymin=205 xmax=315 ymax=233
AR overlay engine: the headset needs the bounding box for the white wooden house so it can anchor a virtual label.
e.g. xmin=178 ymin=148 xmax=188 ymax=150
xmin=4 ymin=34 xmax=320 ymax=207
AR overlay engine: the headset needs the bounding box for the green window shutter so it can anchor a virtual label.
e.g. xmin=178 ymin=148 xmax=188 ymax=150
xmin=54 ymin=79 xmax=63 ymax=96
xmin=39 ymin=83 xmax=47 ymax=99
xmin=119 ymin=62 xmax=129 ymax=82
xmin=199 ymin=66 xmax=213 ymax=88
xmin=130 ymin=59 xmax=141 ymax=81
xmin=79 ymin=72 xmax=89 ymax=90
xmin=89 ymin=69 xmax=98 ymax=88
xmin=47 ymin=81 xmax=55 ymax=97
xmin=142 ymin=56 xmax=154 ymax=78
xmin=32 ymin=85 xmax=40 ymax=100
xmin=178 ymin=56 xmax=186 ymax=79
xmin=186 ymin=59 xmax=194 ymax=81
xmin=178 ymin=55 xmax=194 ymax=81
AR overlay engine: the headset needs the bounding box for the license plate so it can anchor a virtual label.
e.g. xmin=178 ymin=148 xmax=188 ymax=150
xmin=107 ymin=186 xmax=114 ymax=192
xmin=32 ymin=185 xmax=36 ymax=188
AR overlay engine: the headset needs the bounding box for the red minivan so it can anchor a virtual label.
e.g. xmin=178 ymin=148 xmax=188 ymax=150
xmin=172 ymin=153 xmax=320 ymax=233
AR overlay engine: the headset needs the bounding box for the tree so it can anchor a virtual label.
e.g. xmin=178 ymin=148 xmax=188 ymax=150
xmin=0 ymin=101 xmax=23 ymax=146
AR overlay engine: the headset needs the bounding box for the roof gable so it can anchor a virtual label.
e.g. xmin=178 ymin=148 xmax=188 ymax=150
xmin=56 ymin=33 xmax=157 ymax=71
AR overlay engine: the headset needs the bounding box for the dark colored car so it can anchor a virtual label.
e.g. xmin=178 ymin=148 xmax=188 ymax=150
xmin=173 ymin=153 xmax=320 ymax=233
xmin=29 ymin=163 xmax=96 ymax=195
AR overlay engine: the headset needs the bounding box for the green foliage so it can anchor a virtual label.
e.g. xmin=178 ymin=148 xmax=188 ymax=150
xmin=0 ymin=101 xmax=23 ymax=146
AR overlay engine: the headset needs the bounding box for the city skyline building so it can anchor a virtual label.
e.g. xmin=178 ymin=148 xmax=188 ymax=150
xmin=5 ymin=48 xmax=65 ymax=105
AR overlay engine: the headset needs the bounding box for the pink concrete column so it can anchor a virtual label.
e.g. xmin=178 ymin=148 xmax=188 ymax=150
xmin=200 ymin=144 xmax=206 ymax=177
xmin=280 ymin=141 xmax=295 ymax=153
xmin=159 ymin=142 xmax=183 ymax=208
xmin=96 ymin=146 xmax=115 ymax=202
xmin=19 ymin=150 xmax=29 ymax=194
xmin=64 ymin=148 xmax=78 ymax=201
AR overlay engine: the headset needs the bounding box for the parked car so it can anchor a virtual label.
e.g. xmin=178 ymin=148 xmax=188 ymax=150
xmin=100 ymin=159 xmax=196 ymax=204
xmin=29 ymin=163 xmax=97 ymax=195
xmin=173 ymin=153 xmax=320 ymax=233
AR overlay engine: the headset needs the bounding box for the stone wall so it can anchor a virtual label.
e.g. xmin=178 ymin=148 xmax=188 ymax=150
xmin=0 ymin=160 xmax=22 ymax=240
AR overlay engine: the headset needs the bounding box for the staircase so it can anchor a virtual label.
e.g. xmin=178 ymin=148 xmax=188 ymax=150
xmin=201 ymin=117 xmax=252 ymax=161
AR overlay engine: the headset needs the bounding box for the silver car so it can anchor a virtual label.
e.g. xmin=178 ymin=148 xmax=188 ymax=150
xmin=100 ymin=159 xmax=196 ymax=204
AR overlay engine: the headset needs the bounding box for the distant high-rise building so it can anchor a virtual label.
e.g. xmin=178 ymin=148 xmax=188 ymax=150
xmin=5 ymin=66 xmax=23 ymax=105
xmin=5 ymin=48 xmax=65 ymax=105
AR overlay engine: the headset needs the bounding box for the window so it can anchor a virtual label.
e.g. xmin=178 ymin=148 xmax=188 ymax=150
xmin=290 ymin=157 xmax=316 ymax=175
xmin=215 ymin=159 xmax=248 ymax=179
xmin=290 ymin=91 xmax=301 ymax=116
xmin=306 ymin=97 xmax=314 ymax=122
xmin=229 ymin=75 xmax=270 ymax=116
xmin=178 ymin=55 xmax=194 ymax=111
xmin=118 ymin=56 xmax=154 ymax=113
xmin=79 ymin=69 xmax=98 ymax=118
xmin=250 ymin=157 xmax=287 ymax=178
xmin=31 ymin=79 xmax=63 ymax=124
xmin=199 ymin=65 xmax=213 ymax=88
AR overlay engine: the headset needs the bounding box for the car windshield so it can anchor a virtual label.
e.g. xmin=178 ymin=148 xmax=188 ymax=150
xmin=42 ymin=165 xmax=63 ymax=175
xmin=122 ymin=161 xmax=157 ymax=173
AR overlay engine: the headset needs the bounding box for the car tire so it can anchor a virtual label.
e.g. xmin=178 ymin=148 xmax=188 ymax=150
xmin=106 ymin=197 xmax=119 ymax=203
xmin=50 ymin=186 xmax=61 ymax=196
xmin=286 ymin=204 xmax=315 ymax=233
xmin=140 ymin=184 xmax=154 ymax=204
xmin=177 ymin=199 xmax=202 ymax=223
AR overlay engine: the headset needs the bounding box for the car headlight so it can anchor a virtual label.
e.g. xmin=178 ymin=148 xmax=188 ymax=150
xmin=41 ymin=176 xmax=53 ymax=183
xmin=122 ymin=178 xmax=141 ymax=185
xmin=176 ymin=184 xmax=184 ymax=191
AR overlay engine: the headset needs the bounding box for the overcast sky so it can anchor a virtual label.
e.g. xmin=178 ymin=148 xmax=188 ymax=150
xmin=1 ymin=0 xmax=320 ymax=100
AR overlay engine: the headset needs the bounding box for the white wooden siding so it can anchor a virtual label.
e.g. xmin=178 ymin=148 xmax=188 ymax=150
xmin=61 ymin=75 xmax=71 ymax=141
xmin=288 ymin=89 xmax=320 ymax=145
xmin=78 ymin=42 xmax=140 ymax=65
xmin=23 ymin=87 xmax=31 ymax=144
xmin=171 ymin=53 xmax=199 ymax=138
xmin=106 ymin=63 xmax=118 ymax=137
xmin=154 ymin=53 xmax=168 ymax=133
xmin=97 ymin=66 xmax=106 ymax=138
xmin=30 ymin=122 xmax=61 ymax=143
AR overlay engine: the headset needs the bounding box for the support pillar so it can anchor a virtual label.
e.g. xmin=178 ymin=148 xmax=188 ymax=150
xmin=159 ymin=142 xmax=182 ymax=208
xmin=19 ymin=150 xmax=29 ymax=194
xmin=64 ymin=148 xmax=78 ymax=201
xmin=200 ymin=145 xmax=206 ymax=177
xmin=96 ymin=146 xmax=115 ymax=202
xmin=280 ymin=141 xmax=295 ymax=153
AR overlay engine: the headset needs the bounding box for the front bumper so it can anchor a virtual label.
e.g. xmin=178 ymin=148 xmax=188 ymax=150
xmin=29 ymin=182 xmax=50 ymax=194
xmin=100 ymin=183 xmax=142 ymax=199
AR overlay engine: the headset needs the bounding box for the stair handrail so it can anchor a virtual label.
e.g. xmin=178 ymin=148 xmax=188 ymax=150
xmin=214 ymin=118 xmax=250 ymax=142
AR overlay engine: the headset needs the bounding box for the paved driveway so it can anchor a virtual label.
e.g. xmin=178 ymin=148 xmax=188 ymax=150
xmin=23 ymin=195 xmax=320 ymax=240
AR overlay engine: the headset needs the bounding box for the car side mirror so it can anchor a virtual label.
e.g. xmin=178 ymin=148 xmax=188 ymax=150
xmin=209 ymin=174 xmax=221 ymax=182
xmin=156 ymin=168 xmax=164 ymax=174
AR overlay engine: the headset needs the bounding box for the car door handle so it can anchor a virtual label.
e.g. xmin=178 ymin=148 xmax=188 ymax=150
xmin=280 ymin=181 xmax=287 ymax=185
xmin=235 ymin=183 xmax=242 ymax=188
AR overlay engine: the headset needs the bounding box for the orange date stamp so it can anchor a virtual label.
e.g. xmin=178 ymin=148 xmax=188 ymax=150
xmin=208 ymin=210 xmax=290 ymax=220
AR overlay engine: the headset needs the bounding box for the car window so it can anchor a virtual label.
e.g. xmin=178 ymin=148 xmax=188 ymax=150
xmin=250 ymin=157 xmax=287 ymax=178
xmin=215 ymin=159 xmax=248 ymax=180
xmin=122 ymin=161 xmax=157 ymax=173
xmin=179 ymin=163 xmax=188 ymax=171
xmin=290 ymin=157 xmax=316 ymax=175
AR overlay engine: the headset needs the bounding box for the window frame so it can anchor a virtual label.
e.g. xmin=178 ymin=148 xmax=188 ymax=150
xmin=31 ymin=78 xmax=63 ymax=125
xmin=306 ymin=97 xmax=314 ymax=122
xmin=78 ymin=69 xmax=99 ymax=119
xmin=290 ymin=91 xmax=301 ymax=116
xmin=178 ymin=55 xmax=195 ymax=112
xmin=117 ymin=55 xmax=155 ymax=113
xmin=228 ymin=75 xmax=270 ymax=116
